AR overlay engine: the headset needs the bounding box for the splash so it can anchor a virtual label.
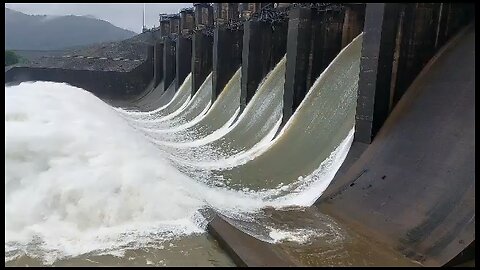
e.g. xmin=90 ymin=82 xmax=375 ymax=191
xmin=5 ymin=81 xmax=353 ymax=264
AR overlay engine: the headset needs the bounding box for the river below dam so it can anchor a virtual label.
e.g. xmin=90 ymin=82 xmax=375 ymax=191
xmin=5 ymin=35 xmax=417 ymax=266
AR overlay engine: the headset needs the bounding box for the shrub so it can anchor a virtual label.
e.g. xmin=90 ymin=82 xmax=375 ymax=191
xmin=5 ymin=50 xmax=20 ymax=66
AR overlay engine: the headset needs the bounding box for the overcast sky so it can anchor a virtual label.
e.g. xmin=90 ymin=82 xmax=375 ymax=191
xmin=5 ymin=3 xmax=192 ymax=33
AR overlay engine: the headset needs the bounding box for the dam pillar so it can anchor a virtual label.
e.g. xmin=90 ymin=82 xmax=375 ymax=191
xmin=306 ymin=7 xmax=345 ymax=91
xmin=153 ymin=42 xmax=164 ymax=88
xmin=240 ymin=20 xmax=273 ymax=111
xmin=163 ymin=37 xmax=176 ymax=91
xmin=341 ymin=4 xmax=366 ymax=48
xmin=392 ymin=3 xmax=441 ymax=106
xmin=175 ymin=8 xmax=194 ymax=90
xmin=270 ymin=20 xmax=288 ymax=70
xmin=212 ymin=27 xmax=243 ymax=102
xmin=146 ymin=44 xmax=155 ymax=84
xmin=192 ymin=3 xmax=214 ymax=95
xmin=175 ymin=36 xmax=192 ymax=90
xmin=192 ymin=32 xmax=213 ymax=95
xmin=211 ymin=3 xmax=242 ymax=102
xmin=355 ymin=3 xmax=399 ymax=144
xmin=282 ymin=7 xmax=312 ymax=125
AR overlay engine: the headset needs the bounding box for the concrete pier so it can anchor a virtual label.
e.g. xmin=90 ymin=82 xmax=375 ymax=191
xmin=194 ymin=3 xmax=214 ymax=28
xmin=175 ymin=36 xmax=192 ymax=90
xmin=175 ymin=8 xmax=194 ymax=90
xmin=153 ymin=42 xmax=164 ymax=88
xmin=282 ymin=6 xmax=345 ymax=126
xmin=192 ymin=32 xmax=213 ymax=95
xmin=341 ymin=4 xmax=366 ymax=48
xmin=354 ymin=3 xmax=399 ymax=144
xmin=163 ymin=37 xmax=176 ymax=91
xmin=159 ymin=15 xmax=170 ymax=37
xmin=240 ymin=21 xmax=272 ymax=110
xmin=213 ymin=3 xmax=239 ymax=25
xmin=270 ymin=21 xmax=288 ymax=71
xmin=239 ymin=5 xmax=288 ymax=111
xmin=282 ymin=7 xmax=312 ymax=124
xmin=211 ymin=3 xmax=242 ymax=102
xmin=240 ymin=21 xmax=286 ymax=110
xmin=192 ymin=3 xmax=214 ymax=95
xmin=312 ymin=8 xmax=345 ymax=80
xmin=393 ymin=3 xmax=441 ymax=106
xmin=212 ymin=27 xmax=243 ymax=102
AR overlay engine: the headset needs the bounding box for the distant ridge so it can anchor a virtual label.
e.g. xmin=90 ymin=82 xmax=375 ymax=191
xmin=5 ymin=7 xmax=137 ymax=50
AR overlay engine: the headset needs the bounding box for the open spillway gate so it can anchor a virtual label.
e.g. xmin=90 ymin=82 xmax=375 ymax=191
xmin=5 ymin=3 xmax=475 ymax=267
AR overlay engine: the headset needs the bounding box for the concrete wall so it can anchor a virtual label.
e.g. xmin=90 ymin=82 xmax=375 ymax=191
xmin=240 ymin=20 xmax=287 ymax=111
xmin=163 ymin=37 xmax=177 ymax=91
xmin=355 ymin=3 xmax=474 ymax=144
xmin=282 ymin=6 xmax=346 ymax=126
xmin=5 ymin=47 xmax=154 ymax=102
xmin=212 ymin=27 xmax=243 ymax=102
xmin=176 ymin=36 xmax=192 ymax=90
xmin=192 ymin=32 xmax=213 ymax=94
xmin=154 ymin=42 xmax=164 ymax=88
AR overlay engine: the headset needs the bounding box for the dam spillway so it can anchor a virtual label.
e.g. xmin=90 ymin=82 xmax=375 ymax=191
xmin=4 ymin=3 xmax=475 ymax=267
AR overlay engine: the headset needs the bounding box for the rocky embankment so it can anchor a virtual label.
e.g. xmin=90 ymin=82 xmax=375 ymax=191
xmin=14 ymin=31 xmax=155 ymax=72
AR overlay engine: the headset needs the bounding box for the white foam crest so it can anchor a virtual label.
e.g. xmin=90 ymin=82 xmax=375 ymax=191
xmin=5 ymin=80 xmax=355 ymax=263
xmin=166 ymin=118 xmax=281 ymax=169
xmin=129 ymin=76 xmax=212 ymax=131
xmin=133 ymin=100 xmax=212 ymax=136
xmin=124 ymin=74 xmax=203 ymax=125
xmin=149 ymin=57 xmax=286 ymax=165
xmin=4 ymin=82 xmax=268 ymax=264
xmin=128 ymin=92 xmax=191 ymax=124
xmin=114 ymin=80 xmax=182 ymax=116
xmin=130 ymin=68 xmax=242 ymax=145
xmin=268 ymin=227 xmax=317 ymax=244
xmin=158 ymin=100 xmax=212 ymax=132
xmin=150 ymin=107 xmax=240 ymax=148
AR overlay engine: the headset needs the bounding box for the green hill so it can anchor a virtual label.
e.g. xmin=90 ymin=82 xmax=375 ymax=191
xmin=5 ymin=7 xmax=137 ymax=50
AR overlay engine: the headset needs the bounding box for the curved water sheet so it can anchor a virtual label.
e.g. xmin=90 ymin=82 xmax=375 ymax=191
xmin=131 ymin=80 xmax=169 ymax=111
xmin=126 ymin=75 xmax=193 ymax=122
xmin=117 ymin=80 xmax=167 ymax=112
xmin=153 ymin=56 xmax=286 ymax=165
xmin=110 ymin=79 xmax=156 ymax=109
xmin=184 ymin=34 xmax=363 ymax=201
xmin=116 ymin=75 xmax=191 ymax=120
xmin=130 ymin=79 xmax=160 ymax=105
xmin=140 ymin=80 xmax=177 ymax=111
xmin=128 ymin=73 xmax=213 ymax=131
xmin=102 ymin=79 xmax=159 ymax=110
xmin=114 ymin=79 xmax=176 ymax=114
xmin=4 ymin=81 xmax=265 ymax=266
xmin=135 ymin=68 xmax=242 ymax=144
xmin=4 ymin=73 xmax=360 ymax=266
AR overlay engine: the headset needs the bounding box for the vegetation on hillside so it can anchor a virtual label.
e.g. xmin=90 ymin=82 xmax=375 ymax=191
xmin=5 ymin=8 xmax=136 ymax=51
xmin=5 ymin=50 xmax=20 ymax=66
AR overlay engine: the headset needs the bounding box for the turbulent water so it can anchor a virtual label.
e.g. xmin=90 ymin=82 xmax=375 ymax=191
xmin=5 ymin=34 xmax=363 ymax=266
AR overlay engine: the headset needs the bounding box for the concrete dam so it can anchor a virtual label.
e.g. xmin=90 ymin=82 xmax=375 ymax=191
xmin=4 ymin=3 xmax=475 ymax=267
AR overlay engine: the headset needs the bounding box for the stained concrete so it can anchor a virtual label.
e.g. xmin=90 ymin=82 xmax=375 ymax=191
xmin=319 ymin=24 xmax=475 ymax=266
xmin=206 ymin=23 xmax=475 ymax=268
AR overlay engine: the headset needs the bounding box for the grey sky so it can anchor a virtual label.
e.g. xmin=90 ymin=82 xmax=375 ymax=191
xmin=5 ymin=3 xmax=192 ymax=33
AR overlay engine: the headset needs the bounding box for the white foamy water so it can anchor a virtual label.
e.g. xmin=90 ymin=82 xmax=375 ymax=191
xmin=5 ymin=81 xmax=352 ymax=264
xmin=4 ymin=82 xmax=254 ymax=263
